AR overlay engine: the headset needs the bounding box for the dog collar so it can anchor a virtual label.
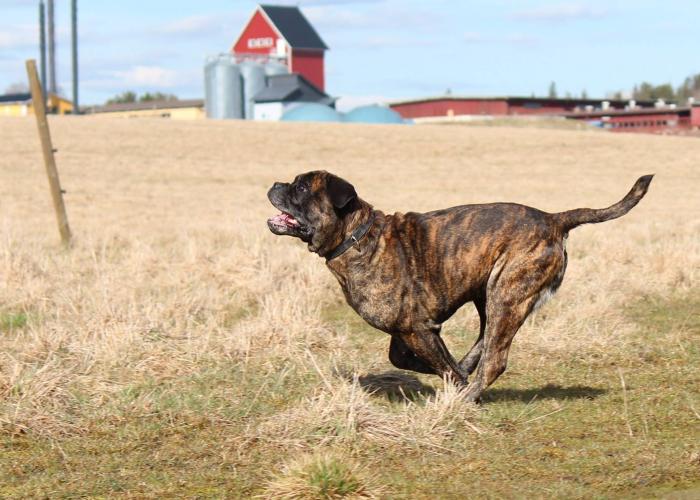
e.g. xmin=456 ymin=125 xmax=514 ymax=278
xmin=325 ymin=215 xmax=375 ymax=261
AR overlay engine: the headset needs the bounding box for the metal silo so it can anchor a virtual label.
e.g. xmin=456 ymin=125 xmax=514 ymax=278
xmin=204 ymin=56 xmax=218 ymax=118
xmin=264 ymin=60 xmax=288 ymax=77
xmin=204 ymin=55 xmax=243 ymax=119
xmin=239 ymin=60 xmax=266 ymax=120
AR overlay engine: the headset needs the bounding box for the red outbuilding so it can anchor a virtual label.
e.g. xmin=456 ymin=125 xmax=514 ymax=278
xmin=232 ymin=4 xmax=328 ymax=91
xmin=564 ymin=104 xmax=700 ymax=134
xmin=388 ymin=96 xmax=658 ymax=119
xmin=389 ymin=95 xmax=700 ymax=134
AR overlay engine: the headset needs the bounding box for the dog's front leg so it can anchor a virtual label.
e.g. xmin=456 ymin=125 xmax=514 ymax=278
xmin=388 ymin=335 xmax=438 ymax=374
xmin=397 ymin=329 xmax=467 ymax=385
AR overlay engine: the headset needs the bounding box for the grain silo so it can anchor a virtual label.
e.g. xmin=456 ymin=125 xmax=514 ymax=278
xmin=239 ymin=60 xmax=266 ymax=119
xmin=264 ymin=61 xmax=288 ymax=77
xmin=204 ymin=55 xmax=243 ymax=119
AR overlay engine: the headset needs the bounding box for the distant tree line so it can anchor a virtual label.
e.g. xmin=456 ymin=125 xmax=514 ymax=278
xmin=544 ymin=81 xmax=589 ymax=100
xmin=4 ymin=82 xmax=30 ymax=94
xmin=608 ymin=72 xmax=700 ymax=102
xmin=106 ymin=91 xmax=178 ymax=105
xmin=543 ymin=72 xmax=700 ymax=102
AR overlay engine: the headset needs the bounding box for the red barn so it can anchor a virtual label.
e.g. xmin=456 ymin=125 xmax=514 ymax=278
xmin=232 ymin=4 xmax=328 ymax=91
xmin=389 ymin=96 xmax=700 ymax=135
xmin=388 ymin=96 xmax=659 ymax=119
xmin=564 ymin=104 xmax=700 ymax=134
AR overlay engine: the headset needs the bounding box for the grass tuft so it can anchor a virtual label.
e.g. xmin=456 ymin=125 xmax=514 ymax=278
xmin=0 ymin=311 xmax=28 ymax=332
xmin=259 ymin=374 xmax=483 ymax=453
xmin=262 ymin=452 xmax=386 ymax=499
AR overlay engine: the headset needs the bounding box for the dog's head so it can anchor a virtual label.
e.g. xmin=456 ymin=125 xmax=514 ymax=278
xmin=267 ymin=170 xmax=358 ymax=254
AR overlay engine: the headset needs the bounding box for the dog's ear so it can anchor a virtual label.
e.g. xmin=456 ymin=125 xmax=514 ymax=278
xmin=327 ymin=175 xmax=357 ymax=209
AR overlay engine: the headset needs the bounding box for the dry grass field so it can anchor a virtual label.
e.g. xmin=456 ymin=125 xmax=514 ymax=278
xmin=1 ymin=116 xmax=699 ymax=498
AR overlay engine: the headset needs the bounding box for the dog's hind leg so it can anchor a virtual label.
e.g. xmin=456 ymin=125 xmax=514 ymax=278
xmin=463 ymin=297 xmax=537 ymax=402
xmin=464 ymin=243 xmax=566 ymax=403
xmin=458 ymin=296 xmax=486 ymax=376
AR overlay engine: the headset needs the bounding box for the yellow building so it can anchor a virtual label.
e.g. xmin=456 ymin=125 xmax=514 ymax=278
xmin=84 ymin=99 xmax=205 ymax=119
xmin=0 ymin=92 xmax=73 ymax=116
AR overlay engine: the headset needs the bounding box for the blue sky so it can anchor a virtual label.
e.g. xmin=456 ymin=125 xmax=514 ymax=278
xmin=1 ymin=0 xmax=698 ymax=108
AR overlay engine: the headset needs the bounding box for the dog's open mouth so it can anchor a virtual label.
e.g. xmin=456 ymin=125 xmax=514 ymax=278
xmin=268 ymin=211 xmax=301 ymax=231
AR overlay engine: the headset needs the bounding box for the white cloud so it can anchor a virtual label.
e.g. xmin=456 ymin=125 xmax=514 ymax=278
xmin=0 ymin=24 xmax=36 ymax=50
xmin=304 ymin=6 xmax=375 ymax=30
xmin=464 ymin=32 xmax=483 ymax=43
xmin=7 ymin=0 xmax=38 ymax=6
xmin=305 ymin=1 xmax=441 ymax=32
xmin=503 ymin=34 xmax=540 ymax=45
xmin=464 ymin=32 xmax=540 ymax=46
xmin=157 ymin=15 xmax=216 ymax=35
xmin=154 ymin=14 xmax=227 ymax=37
xmin=511 ymin=3 xmax=607 ymax=22
xmin=279 ymin=0 xmax=384 ymax=6
xmin=112 ymin=65 xmax=179 ymax=87
xmin=338 ymin=35 xmax=438 ymax=49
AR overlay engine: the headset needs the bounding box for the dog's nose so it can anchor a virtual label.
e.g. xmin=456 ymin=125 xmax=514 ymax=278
xmin=268 ymin=182 xmax=286 ymax=202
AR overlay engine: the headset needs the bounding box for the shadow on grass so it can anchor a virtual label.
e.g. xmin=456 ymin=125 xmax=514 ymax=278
xmin=335 ymin=370 xmax=436 ymax=402
xmin=359 ymin=371 xmax=436 ymax=402
xmin=339 ymin=370 xmax=606 ymax=404
xmin=484 ymin=384 xmax=607 ymax=403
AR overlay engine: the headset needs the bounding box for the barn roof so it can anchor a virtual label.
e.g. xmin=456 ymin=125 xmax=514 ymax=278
xmin=260 ymin=5 xmax=328 ymax=50
xmin=388 ymin=95 xmax=662 ymax=108
xmin=0 ymin=93 xmax=31 ymax=103
xmin=254 ymin=73 xmax=334 ymax=105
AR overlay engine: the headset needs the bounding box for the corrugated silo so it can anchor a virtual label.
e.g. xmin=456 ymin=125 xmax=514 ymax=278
xmin=204 ymin=55 xmax=243 ymax=119
xmin=204 ymin=56 xmax=217 ymax=117
xmin=264 ymin=61 xmax=289 ymax=77
xmin=239 ymin=60 xmax=266 ymax=119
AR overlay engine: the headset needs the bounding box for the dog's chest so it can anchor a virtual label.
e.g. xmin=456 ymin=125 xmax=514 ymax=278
xmin=331 ymin=266 xmax=416 ymax=334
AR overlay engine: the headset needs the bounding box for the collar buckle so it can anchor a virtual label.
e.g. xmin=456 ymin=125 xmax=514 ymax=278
xmin=326 ymin=214 xmax=375 ymax=261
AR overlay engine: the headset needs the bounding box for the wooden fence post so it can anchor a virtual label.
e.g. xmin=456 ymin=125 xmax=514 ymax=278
xmin=25 ymin=59 xmax=72 ymax=246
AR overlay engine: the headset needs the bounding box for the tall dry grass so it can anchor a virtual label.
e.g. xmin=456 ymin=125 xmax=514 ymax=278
xmin=1 ymin=115 xmax=698 ymax=445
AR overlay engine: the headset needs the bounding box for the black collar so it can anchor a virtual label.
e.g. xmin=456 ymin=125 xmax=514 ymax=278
xmin=325 ymin=215 xmax=375 ymax=261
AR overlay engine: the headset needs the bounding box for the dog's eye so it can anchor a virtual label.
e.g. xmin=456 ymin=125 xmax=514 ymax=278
xmin=296 ymin=183 xmax=308 ymax=193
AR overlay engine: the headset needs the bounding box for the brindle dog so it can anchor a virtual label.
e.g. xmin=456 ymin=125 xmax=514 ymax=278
xmin=267 ymin=171 xmax=653 ymax=402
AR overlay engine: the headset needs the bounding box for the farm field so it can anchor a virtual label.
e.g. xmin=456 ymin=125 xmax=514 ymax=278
xmin=1 ymin=116 xmax=699 ymax=498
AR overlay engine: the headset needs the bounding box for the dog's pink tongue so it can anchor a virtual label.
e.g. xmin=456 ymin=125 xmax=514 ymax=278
xmin=269 ymin=212 xmax=299 ymax=226
xmin=269 ymin=213 xmax=285 ymax=225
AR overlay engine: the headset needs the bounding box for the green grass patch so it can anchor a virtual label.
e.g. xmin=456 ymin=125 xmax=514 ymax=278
xmin=306 ymin=458 xmax=362 ymax=497
xmin=625 ymin=291 xmax=700 ymax=337
xmin=1 ymin=292 xmax=699 ymax=498
xmin=0 ymin=311 xmax=28 ymax=332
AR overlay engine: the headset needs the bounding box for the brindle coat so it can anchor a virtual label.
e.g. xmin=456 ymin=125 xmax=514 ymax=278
xmin=267 ymin=171 xmax=653 ymax=402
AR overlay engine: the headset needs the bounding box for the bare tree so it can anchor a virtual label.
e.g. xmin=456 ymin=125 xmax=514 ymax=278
xmin=5 ymin=82 xmax=30 ymax=94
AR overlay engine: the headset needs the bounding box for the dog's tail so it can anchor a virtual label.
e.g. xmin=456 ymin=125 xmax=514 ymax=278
xmin=554 ymin=175 xmax=654 ymax=233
